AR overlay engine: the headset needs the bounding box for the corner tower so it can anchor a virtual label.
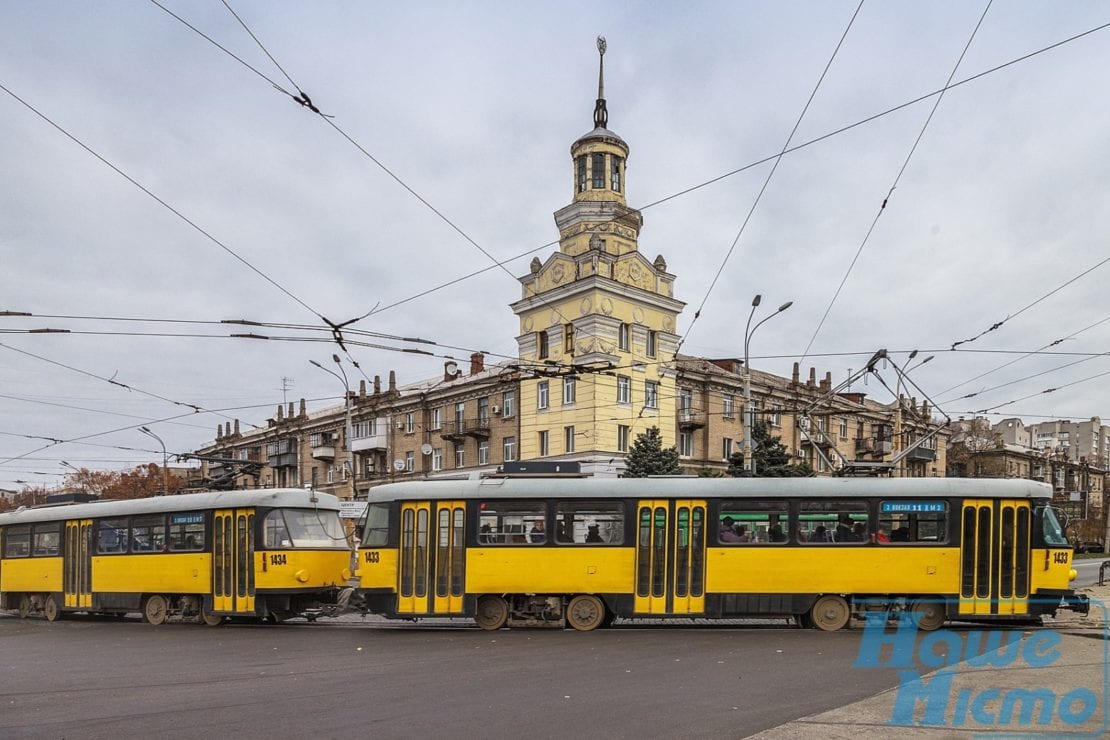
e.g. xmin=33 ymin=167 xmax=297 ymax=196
xmin=512 ymin=37 xmax=685 ymax=475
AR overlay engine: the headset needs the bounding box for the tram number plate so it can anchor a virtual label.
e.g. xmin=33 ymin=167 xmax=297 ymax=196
xmin=270 ymin=553 xmax=288 ymax=566
xmin=364 ymin=551 xmax=381 ymax=564
xmin=1053 ymin=551 xmax=1069 ymax=564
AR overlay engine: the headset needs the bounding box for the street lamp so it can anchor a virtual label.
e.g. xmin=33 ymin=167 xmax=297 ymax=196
xmin=139 ymin=427 xmax=169 ymax=495
xmin=310 ymin=355 xmax=356 ymax=501
xmin=742 ymin=295 xmax=793 ymax=476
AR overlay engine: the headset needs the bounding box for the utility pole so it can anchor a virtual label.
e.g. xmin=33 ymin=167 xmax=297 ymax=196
xmin=742 ymin=295 xmax=792 ymax=476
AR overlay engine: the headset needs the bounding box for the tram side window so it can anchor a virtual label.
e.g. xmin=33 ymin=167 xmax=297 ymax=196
xmin=477 ymin=500 xmax=546 ymax=545
xmin=264 ymin=510 xmax=293 ymax=548
xmin=362 ymin=503 xmax=390 ymax=547
xmin=798 ymin=501 xmax=868 ymax=544
xmin=168 ymin=512 xmax=205 ymax=551
xmin=4 ymin=525 xmax=31 ymax=558
xmin=554 ymin=500 xmax=624 ymax=544
xmin=718 ymin=501 xmax=788 ymax=544
xmin=33 ymin=523 xmax=61 ymax=556
xmin=131 ymin=514 xmax=167 ymax=552
xmin=1040 ymin=506 xmax=1069 ymax=546
xmin=878 ymin=501 xmax=948 ymax=544
xmin=96 ymin=519 xmax=130 ymax=554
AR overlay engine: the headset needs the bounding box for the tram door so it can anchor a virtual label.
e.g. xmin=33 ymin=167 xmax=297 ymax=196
xmin=958 ymin=499 xmax=1031 ymax=616
xmin=63 ymin=520 xmax=92 ymax=608
xmin=634 ymin=500 xmax=706 ymax=616
xmin=213 ymin=509 xmax=255 ymax=614
xmin=397 ymin=501 xmax=466 ymax=615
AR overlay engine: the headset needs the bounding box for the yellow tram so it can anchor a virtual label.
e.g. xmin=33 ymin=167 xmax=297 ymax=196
xmin=0 ymin=489 xmax=353 ymax=624
xmin=355 ymin=476 xmax=1086 ymax=631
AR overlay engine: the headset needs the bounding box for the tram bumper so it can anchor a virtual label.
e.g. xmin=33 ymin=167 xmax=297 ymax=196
xmin=1060 ymin=591 xmax=1090 ymax=615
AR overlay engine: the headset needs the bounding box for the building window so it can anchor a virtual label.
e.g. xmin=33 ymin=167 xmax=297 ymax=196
xmin=576 ymin=155 xmax=587 ymax=193
xmin=538 ymin=430 xmax=549 ymax=457
xmin=538 ymin=330 xmax=549 ymax=360
xmin=679 ymin=431 xmax=693 ymax=457
xmin=309 ymin=432 xmax=329 ymax=448
xmin=618 ymin=322 xmax=630 ymax=351
xmin=432 ymin=448 xmax=443 ymax=471
xmin=617 ymin=425 xmax=630 ymax=453
xmin=565 ymin=323 xmax=575 ymax=353
xmin=431 ymin=407 xmax=442 ymax=430
xmin=769 ymin=405 xmax=782 ymax=428
xmin=478 ymin=396 xmax=490 ymax=425
xmin=405 ymin=412 xmax=415 ymax=433
xmin=454 ymin=401 xmax=466 ymax=427
xmin=723 ymin=438 xmax=733 ymax=460
xmin=478 ymin=440 xmax=490 ymax=465
xmin=502 ymin=391 xmax=515 ymax=418
xmin=591 ymin=152 xmax=605 ymax=189
xmin=839 ymin=417 xmax=849 ymax=438
xmin=644 ymin=381 xmax=658 ymax=409
xmin=537 ymin=381 xmax=549 ymax=410
xmin=565 ymin=426 xmax=576 ymax=453
xmin=645 ymin=329 xmax=657 ymax=358
xmin=405 ymin=451 xmax=414 ymax=472
xmin=617 ymin=375 xmax=631 ymax=405
xmin=563 ymin=377 xmax=576 ymax=405
xmin=679 ymin=388 xmax=692 ymax=416
xmin=611 ymin=155 xmax=622 ymax=192
xmin=723 ymin=395 xmax=734 ymax=419
xmin=455 ymin=445 xmax=465 ymax=469
xmin=503 ymin=436 xmax=516 ymax=462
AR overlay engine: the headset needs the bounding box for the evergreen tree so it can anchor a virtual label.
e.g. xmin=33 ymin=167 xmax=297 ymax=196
xmin=624 ymin=426 xmax=681 ymax=477
xmin=728 ymin=422 xmax=815 ymax=478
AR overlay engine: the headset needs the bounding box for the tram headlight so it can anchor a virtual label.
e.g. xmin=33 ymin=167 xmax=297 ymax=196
xmin=1069 ymin=568 xmax=1078 ymax=582
xmin=295 ymin=569 xmax=310 ymax=583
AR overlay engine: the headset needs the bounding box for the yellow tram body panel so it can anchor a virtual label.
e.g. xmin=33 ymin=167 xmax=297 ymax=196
xmin=706 ymin=547 xmax=961 ymax=595
xmin=1030 ymin=548 xmax=1075 ymax=593
xmin=0 ymin=555 xmax=63 ymax=593
xmin=90 ymin=554 xmax=210 ymax=594
xmin=357 ymin=547 xmax=398 ymax=589
xmin=255 ymin=549 xmax=351 ymax=590
xmin=465 ymin=547 xmax=634 ymax=593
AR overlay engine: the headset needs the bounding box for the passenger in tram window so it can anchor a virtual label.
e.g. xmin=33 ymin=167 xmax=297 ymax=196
xmin=736 ymin=525 xmax=750 ymax=543
xmin=835 ymin=516 xmax=854 ymax=542
xmin=891 ymin=526 xmax=910 ymax=542
xmin=852 ymin=522 xmax=868 ymax=542
xmin=719 ymin=517 xmax=742 ymax=543
xmin=529 ymin=519 xmax=546 ymax=543
xmin=795 ymin=527 xmax=807 ymax=543
xmin=768 ymin=525 xmax=786 ymax=543
xmin=479 ymin=524 xmax=493 ymax=544
xmin=874 ymin=528 xmax=891 ymax=543
xmin=585 ymin=524 xmax=604 ymax=543
xmin=810 ymin=525 xmax=829 ymax=543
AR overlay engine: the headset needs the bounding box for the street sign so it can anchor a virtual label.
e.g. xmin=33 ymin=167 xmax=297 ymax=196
xmin=339 ymin=501 xmax=368 ymax=519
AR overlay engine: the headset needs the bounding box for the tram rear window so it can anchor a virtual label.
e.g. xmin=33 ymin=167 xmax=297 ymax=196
xmin=878 ymin=501 xmax=948 ymax=544
xmin=478 ymin=501 xmax=547 ymax=545
xmin=33 ymin=523 xmax=61 ymax=556
xmin=362 ymin=503 xmax=390 ymax=547
xmin=798 ymin=501 xmax=868 ymax=544
xmin=554 ymin=500 xmax=623 ymax=544
xmin=4 ymin=525 xmax=31 ymax=558
xmin=718 ymin=501 xmax=788 ymax=544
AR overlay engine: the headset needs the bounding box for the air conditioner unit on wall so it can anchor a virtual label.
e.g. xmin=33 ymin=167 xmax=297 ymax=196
xmin=491 ymin=405 xmax=500 ymax=415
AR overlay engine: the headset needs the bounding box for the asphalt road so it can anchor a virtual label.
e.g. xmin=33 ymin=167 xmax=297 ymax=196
xmin=0 ymin=614 xmax=904 ymax=739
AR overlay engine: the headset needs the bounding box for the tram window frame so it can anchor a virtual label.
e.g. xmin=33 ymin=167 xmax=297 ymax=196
xmin=32 ymin=522 xmax=61 ymax=556
xmin=554 ymin=500 xmax=624 ymax=545
xmin=717 ymin=501 xmax=788 ymax=544
xmin=96 ymin=518 xmax=130 ymax=554
xmin=877 ymin=501 xmax=948 ymax=544
xmin=477 ymin=500 xmax=547 ymax=545
xmin=362 ymin=502 xmax=391 ymax=547
xmin=131 ymin=514 xmax=167 ymax=553
xmin=4 ymin=525 xmax=31 ymax=558
xmin=167 ymin=512 xmax=206 ymax=552
xmin=798 ymin=501 xmax=869 ymax=544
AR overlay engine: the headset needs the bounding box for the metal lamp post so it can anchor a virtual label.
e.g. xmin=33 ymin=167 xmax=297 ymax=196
xmin=139 ymin=427 xmax=169 ymax=494
xmin=742 ymin=295 xmax=792 ymax=476
xmin=893 ymin=351 xmax=934 ymax=477
xmin=311 ymin=355 xmax=357 ymax=501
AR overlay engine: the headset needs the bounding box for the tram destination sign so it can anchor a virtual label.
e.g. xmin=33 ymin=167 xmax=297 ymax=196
xmin=880 ymin=501 xmax=946 ymax=514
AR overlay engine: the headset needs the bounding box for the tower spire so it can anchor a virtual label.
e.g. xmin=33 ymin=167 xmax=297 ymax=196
xmin=593 ymin=36 xmax=608 ymax=129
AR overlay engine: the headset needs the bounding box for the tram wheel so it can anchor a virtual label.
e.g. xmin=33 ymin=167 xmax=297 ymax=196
xmin=566 ymin=594 xmax=606 ymax=632
xmin=199 ymin=604 xmax=224 ymax=627
xmin=143 ymin=595 xmax=169 ymax=626
xmin=909 ymin=598 xmax=946 ymax=631
xmin=810 ymin=595 xmax=850 ymax=632
xmin=18 ymin=594 xmax=32 ymax=619
xmin=474 ymin=595 xmax=509 ymax=631
xmin=43 ymin=594 xmax=61 ymax=623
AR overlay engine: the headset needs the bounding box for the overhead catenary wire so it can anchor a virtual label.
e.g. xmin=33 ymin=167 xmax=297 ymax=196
xmin=799 ymin=0 xmax=994 ymax=366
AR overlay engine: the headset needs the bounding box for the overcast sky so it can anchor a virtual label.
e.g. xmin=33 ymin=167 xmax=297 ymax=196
xmin=3 ymin=1 xmax=1110 ymax=488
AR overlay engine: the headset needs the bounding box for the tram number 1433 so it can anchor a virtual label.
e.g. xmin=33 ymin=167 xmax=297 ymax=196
xmin=1053 ymin=551 xmax=1069 ymax=564
xmin=364 ymin=551 xmax=380 ymax=563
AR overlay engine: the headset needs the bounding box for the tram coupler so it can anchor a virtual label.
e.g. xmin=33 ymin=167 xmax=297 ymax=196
xmin=1060 ymin=592 xmax=1090 ymax=615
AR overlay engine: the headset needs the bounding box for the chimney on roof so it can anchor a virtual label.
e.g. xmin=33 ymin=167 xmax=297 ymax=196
xmin=288 ymin=402 xmax=295 ymax=419
xmin=224 ymin=422 xmax=231 ymax=438
xmin=359 ymin=380 xmax=366 ymax=399
xmin=388 ymin=371 xmax=396 ymax=393
xmin=820 ymin=372 xmax=831 ymax=392
xmin=471 ymin=352 xmax=485 ymax=375
xmin=808 ymin=367 xmax=816 ymax=387
xmin=216 ymin=424 xmax=223 ymax=440
xmin=374 ymin=375 xmax=381 ymax=395
xmin=792 ymin=362 xmax=800 ymax=385
xmin=299 ymin=398 xmax=307 ymax=417
xmin=276 ymin=404 xmax=284 ymax=422
xmin=234 ymin=419 xmax=240 ymax=435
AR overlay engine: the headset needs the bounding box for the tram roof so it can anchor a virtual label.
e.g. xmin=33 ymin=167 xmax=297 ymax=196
xmin=0 ymin=488 xmax=340 ymax=525
xmin=364 ymin=476 xmax=1054 ymax=502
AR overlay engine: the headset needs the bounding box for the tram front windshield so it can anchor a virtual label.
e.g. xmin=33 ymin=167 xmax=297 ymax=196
xmin=1039 ymin=506 xmax=1069 ymax=547
xmin=264 ymin=509 xmax=348 ymax=548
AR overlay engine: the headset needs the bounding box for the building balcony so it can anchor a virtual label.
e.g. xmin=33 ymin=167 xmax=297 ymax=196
xmin=440 ymin=420 xmax=468 ymax=440
xmin=678 ymin=410 xmax=706 ymax=430
xmin=467 ymin=416 xmax=491 ymax=438
xmin=267 ymin=452 xmax=298 ymax=469
xmin=800 ymin=429 xmax=833 ymax=448
xmin=311 ymin=445 xmax=336 ymax=460
xmin=905 ymin=446 xmax=937 ymax=462
xmin=855 ymin=437 xmax=893 ymax=456
xmin=351 ymin=434 xmax=387 ymax=452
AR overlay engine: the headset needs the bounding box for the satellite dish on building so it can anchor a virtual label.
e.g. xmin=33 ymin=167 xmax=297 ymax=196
xmin=445 ymin=361 xmax=459 ymax=376
xmin=420 ymin=443 xmax=433 ymax=456
xmin=393 ymin=459 xmax=406 ymax=471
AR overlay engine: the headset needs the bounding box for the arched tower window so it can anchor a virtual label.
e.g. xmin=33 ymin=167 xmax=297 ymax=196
xmin=611 ymin=156 xmax=622 ymax=192
xmin=576 ymin=156 xmax=587 ymax=193
xmin=591 ymin=153 xmax=605 ymax=189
